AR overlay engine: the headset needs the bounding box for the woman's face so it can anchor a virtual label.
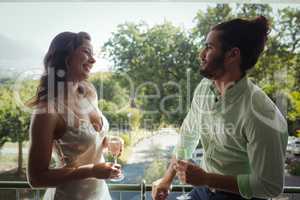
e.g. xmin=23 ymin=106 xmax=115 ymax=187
xmin=67 ymin=39 xmax=95 ymax=81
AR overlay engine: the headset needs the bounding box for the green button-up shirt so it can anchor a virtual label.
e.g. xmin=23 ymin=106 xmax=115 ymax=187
xmin=177 ymin=76 xmax=288 ymax=199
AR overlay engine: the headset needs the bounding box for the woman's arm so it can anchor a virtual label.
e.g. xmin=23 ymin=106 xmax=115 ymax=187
xmin=27 ymin=111 xmax=119 ymax=187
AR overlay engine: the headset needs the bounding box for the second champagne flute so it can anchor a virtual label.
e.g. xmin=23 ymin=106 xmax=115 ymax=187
xmin=108 ymin=135 xmax=124 ymax=182
xmin=176 ymin=145 xmax=191 ymax=200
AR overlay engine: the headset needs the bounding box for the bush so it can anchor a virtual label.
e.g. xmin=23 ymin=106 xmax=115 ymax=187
xmin=144 ymin=160 xmax=168 ymax=183
xmin=99 ymin=100 xmax=130 ymax=131
xmin=98 ymin=99 xmax=118 ymax=113
xmin=128 ymin=108 xmax=142 ymax=130
xmin=100 ymin=104 xmax=144 ymax=132
xmin=287 ymin=160 xmax=300 ymax=176
xmin=105 ymin=112 xmax=130 ymax=131
xmin=120 ymin=133 xmax=131 ymax=147
xmin=296 ymin=129 xmax=300 ymax=138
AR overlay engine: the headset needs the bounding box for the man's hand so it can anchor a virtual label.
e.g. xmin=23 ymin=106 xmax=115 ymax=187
xmin=175 ymin=160 xmax=208 ymax=186
xmin=152 ymin=178 xmax=171 ymax=200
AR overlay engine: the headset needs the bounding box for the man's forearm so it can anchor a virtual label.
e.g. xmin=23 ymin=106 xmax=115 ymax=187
xmin=205 ymin=173 xmax=239 ymax=194
xmin=161 ymin=157 xmax=177 ymax=184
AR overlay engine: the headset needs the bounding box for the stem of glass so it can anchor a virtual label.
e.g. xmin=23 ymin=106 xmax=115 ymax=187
xmin=182 ymin=185 xmax=186 ymax=195
xmin=113 ymin=155 xmax=117 ymax=164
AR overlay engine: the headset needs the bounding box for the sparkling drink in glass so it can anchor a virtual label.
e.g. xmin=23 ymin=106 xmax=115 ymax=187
xmin=108 ymin=136 xmax=124 ymax=182
xmin=175 ymin=137 xmax=192 ymax=200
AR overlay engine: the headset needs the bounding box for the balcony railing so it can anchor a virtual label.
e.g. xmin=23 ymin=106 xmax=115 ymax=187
xmin=0 ymin=181 xmax=300 ymax=200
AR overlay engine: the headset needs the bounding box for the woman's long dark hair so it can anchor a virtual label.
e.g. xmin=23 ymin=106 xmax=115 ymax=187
xmin=28 ymin=31 xmax=91 ymax=107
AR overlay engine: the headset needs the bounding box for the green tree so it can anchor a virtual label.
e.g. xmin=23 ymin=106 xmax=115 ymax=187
xmin=192 ymin=4 xmax=234 ymax=45
xmin=127 ymin=108 xmax=142 ymax=130
xmin=236 ymin=4 xmax=273 ymax=19
xmin=104 ymin=22 xmax=200 ymax=126
xmin=289 ymin=92 xmax=300 ymax=122
xmin=90 ymin=72 xmax=129 ymax=108
xmin=0 ymin=81 xmax=34 ymax=176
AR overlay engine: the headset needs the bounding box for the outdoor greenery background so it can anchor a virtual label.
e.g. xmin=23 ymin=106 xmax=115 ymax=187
xmin=0 ymin=4 xmax=299 ymax=181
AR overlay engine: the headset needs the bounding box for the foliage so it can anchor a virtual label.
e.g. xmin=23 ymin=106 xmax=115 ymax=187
xmin=106 ymin=111 xmax=129 ymax=132
xmin=127 ymin=108 xmax=142 ymax=130
xmin=104 ymin=21 xmax=200 ymax=126
xmin=192 ymin=4 xmax=234 ymax=45
xmin=296 ymin=129 xmax=300 ymax=138
xmin=90 ymin=72 xmax=129 ymax=109
xmin=0 ymin=82 xmax=34 ymax=147
xmin=235 ymin=4 xmax=273 ymax=19
xmin=120 ymin=133 xmax=131 ymax=147
xmin=144 ymin=159 xmax=168 ymax=183
xmin=276 ymin=7 xmax=300 ymax=53
xmin=287 ymin=160 xmax=300 ymax=176
xmin=99 ymin=101 xmax=143 ymax=131
xmin=288 ymin=92 xmax=300 ymax=122
xmin=99 ymin=99 xmax=119 ymax=113
xmin=0 ymin=80 xmax=35 ymax=175
xmin=98 ymin=99 xmax=132 ymax=131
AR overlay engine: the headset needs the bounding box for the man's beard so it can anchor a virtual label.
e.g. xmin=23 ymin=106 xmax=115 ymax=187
xmin=199 ymin=53 xmax=226 ymax=80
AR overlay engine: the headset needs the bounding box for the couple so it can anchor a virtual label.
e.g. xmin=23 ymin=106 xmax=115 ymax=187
xmin=27 ymin=16 xmax=288 ymax=200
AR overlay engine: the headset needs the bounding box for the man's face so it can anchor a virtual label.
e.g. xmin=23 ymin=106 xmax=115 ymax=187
xmin=198 ymin=30 xmax=226 ymax=79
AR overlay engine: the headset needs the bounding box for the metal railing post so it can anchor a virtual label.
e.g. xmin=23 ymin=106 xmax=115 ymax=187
xmin=16 ymin=189 xmax=20 ymax=200
xmin=141 ymin=180 xmax=146 ymax=200
xmin=35 ymin=190 xmax=40 ymax=200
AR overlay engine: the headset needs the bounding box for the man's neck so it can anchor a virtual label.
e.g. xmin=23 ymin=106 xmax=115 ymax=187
xmin=213 ymin=68 xmax=242 ymax=96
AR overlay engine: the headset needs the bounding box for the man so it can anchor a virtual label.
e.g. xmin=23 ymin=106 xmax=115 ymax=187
xmin=152 ymin=16 xmax=288 ymax=200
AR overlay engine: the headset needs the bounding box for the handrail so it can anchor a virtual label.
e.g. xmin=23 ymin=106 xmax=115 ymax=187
xmin=1 ymin=179 xmax=300 ymax=200
xmin=0 ymin=181 xmax=300 ymax=194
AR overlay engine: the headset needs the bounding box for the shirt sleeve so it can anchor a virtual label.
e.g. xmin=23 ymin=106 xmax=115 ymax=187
xmin=237 ymin=108 xmax=288 ymax=199
xmin=173 ymin=82 xmax=203 ymax=159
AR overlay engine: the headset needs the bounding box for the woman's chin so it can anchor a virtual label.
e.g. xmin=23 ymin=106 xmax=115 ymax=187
xmin=80 ymin=72 xmax=90 ymax=80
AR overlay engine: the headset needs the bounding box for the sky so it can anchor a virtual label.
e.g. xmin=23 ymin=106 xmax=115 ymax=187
xmin=0 ymin=1 xmax=299 ymax=73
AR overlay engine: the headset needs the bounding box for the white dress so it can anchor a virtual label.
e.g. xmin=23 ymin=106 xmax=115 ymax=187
xmin=43 ymin=99 xmax=112 ymax=200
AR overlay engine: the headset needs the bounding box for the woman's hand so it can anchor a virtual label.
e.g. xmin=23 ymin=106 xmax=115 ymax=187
xmin=92 ymin=162 xmax=122 ymax=179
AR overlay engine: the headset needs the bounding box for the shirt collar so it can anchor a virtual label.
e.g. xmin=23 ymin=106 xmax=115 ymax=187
xmin=208 ymin=76 xmax=248 ymax=104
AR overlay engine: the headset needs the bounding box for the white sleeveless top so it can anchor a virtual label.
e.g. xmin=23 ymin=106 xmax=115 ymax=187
xmin=43 ymin=98 xmax=112 ymax=200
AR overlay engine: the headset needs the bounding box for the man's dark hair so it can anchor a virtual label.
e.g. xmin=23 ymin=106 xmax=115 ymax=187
xmin=212 ymin=16 xmax=270 ymax=74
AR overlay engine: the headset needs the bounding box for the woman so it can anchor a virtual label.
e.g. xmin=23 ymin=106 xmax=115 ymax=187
xmin=27 ymin=31 xmax=122 ymax=200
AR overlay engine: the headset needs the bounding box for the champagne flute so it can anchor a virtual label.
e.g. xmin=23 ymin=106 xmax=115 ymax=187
xmin=108 ymin=135 xmax=124 ymax=182
xmin=175 ymin=137 xmax=192 ymax=200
